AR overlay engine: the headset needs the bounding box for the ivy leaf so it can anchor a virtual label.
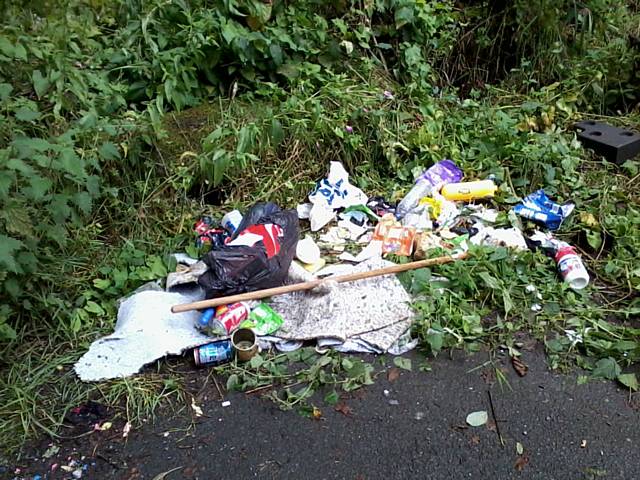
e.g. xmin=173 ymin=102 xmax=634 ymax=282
xmin=617 ymin=373 xmax=639 ymax=391
xmin=0 ymin=235 xmax=25 ymax=272
xmin=393 ymin=356 xmax=412 ymax=371
xmin=32 ymin=70 xmax=50 ymax=98
xmin=592 ymin=357 xmax=621 ymax=380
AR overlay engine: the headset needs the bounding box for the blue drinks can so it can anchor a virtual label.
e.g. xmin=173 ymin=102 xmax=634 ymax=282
xmin=193 ymin=340 xmax=233 ymax=367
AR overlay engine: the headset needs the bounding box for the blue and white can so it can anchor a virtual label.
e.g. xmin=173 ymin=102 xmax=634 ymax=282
xmin=193 ymin=340 xmax=233 ymax=366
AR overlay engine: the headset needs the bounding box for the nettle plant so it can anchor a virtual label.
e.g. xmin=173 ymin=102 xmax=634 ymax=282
xmin=0 ymin=11 xmax=145 ymax=338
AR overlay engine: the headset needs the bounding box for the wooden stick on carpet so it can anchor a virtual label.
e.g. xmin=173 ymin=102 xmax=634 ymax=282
xmin=171 ymin=252 xmax=468 ymax=313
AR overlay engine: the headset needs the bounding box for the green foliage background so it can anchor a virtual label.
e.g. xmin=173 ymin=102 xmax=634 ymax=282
xmin=0 ymin=0 xmax=639 ymax=453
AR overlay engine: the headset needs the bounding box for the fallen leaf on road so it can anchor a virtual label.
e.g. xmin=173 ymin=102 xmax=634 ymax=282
xmin=312 ymin=406 xmax=322 ymax=420
xmin=515 ymin=455 xmax=529 ymax=471
xmin=334 ymin=401 xmax=353 ymax=416
xmin=470 ymin=435 xmax=480 ymax=445
xmin=466 ymin=410 xmax=488 ymax=427
xmin=152 ymin=466 xmax=183 ymax=480
xmin=393 ymin=357 xmax=412 ymax=371
xmin=387 ymin=367 xmax=400 ymax=382
xmin=512 ymin=357 xmax=528 ymax=377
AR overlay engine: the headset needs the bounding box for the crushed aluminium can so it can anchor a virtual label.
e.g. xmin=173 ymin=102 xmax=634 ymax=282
xmin=513 ymin=190 xmax=574 ymax=230
xmin=193 ymin=340 xmax=233 ymax=367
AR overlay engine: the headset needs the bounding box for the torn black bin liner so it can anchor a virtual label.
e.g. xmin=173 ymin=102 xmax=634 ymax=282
xmin=198 ymin=202 xmax=299 ymax=298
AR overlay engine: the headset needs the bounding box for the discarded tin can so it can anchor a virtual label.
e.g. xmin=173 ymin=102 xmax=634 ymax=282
xmin=555 ymin=245 xmax=589 ymax=290
xmin=195 ymin=303 xmax=248 ymax=337
xmin=231 ymin=328 xmax=258 ymax=362
xmin=214 ymin=302 xmax=249 ymax=333
xmin=193 ymin=340 xmax=233 ymax=367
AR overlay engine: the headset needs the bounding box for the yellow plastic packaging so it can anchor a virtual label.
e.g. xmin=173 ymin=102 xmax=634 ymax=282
xmin=440 ymin=180 xmax=497 ymax=201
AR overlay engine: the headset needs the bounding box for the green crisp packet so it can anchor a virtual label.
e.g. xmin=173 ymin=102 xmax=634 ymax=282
xmin=240 ymin=303 xmax=283 ymax=335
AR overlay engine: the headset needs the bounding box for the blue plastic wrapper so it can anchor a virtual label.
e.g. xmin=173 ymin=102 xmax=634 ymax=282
xmin=513 ymin=190 xmax=574 ymax=230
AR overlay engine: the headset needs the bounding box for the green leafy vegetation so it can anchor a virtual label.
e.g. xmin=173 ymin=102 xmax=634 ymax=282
xmin=1 ymin=0 xmax=640 ymax=455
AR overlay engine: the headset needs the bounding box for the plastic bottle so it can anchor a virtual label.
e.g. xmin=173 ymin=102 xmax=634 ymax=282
xmin=395 ymin=160 xmax=463 ymax=219
xmin=554 ymin=245 xmax=589 ymax=290
xmin=395 ymin=181 xmax=434 ymax=219
xmin=441 ymin=180 xmax=497 ymax=201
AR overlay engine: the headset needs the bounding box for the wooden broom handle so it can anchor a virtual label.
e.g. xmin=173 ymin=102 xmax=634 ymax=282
xmin=171 ymin=252 xmax=468 ymax=313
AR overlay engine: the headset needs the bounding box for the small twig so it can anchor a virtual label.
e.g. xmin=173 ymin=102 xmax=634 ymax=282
xmin=245 ymin=384 xmax=274 ymax=395
xmin=212 ymin=374 xmax=224 ymax=400
xmin=487 ymin=389 xmax=505 ymax=446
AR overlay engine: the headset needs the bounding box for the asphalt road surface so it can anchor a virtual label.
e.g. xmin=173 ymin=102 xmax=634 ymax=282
xmin=9 ymin=345 xmax=640 ymax=480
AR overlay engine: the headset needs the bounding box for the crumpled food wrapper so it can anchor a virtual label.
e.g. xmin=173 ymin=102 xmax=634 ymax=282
xmin=308 ymin=162 xmax=368 ymax=231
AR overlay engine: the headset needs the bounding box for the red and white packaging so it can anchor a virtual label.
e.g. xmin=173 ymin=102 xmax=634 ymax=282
xmin=554 ymin=245 xmax=590 ymax=290
xmin=214 ymin=302 xmax=250 ymax=333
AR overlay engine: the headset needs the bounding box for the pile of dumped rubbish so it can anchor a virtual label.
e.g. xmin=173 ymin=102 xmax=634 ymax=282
xmin=74 ymin=160 xmax=588 ymax=381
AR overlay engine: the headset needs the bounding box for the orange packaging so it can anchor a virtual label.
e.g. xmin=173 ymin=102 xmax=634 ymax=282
xmin=382 ymin=226 xmax=416 ymax=256
xmin=373 ymin=213 xmax=400 ymax=241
